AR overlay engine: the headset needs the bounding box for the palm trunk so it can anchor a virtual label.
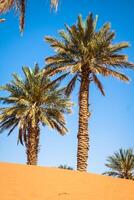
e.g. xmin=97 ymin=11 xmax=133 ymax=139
xmin=26 ymin=122 xmax=40 ymax=165
xmin=77 ymin=72 xmax=90 ymax=172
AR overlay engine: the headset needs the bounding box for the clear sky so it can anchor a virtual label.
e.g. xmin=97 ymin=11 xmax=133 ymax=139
xmin=0 ymin=0 xmax=134 ymax=174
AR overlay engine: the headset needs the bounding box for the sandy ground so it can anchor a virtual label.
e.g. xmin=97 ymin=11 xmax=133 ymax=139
xmin=0 ymin=162 xmax=134 ymax=200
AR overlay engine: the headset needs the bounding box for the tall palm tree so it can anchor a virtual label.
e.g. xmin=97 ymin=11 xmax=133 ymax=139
xmin=103 ymin=149 xmax=134 ymax=180
xmin=0 ymin=0 xmax=59 ymax=32
xmin=0 ymin=64 xmax=71 ymax=165
xmin=44 ymin=14 xmax=134 ymax=171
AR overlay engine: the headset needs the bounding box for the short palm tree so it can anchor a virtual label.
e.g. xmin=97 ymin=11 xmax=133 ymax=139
xmin=58 ymin=164 xmax=73 ymax=170
xmin=0 ymin=64 xmax=71 ymax=165
xmin=0 ymin=0 xmax=59 ymax=32
xmin=45 ymin=14 xmax=134 ymax=171
xmin=103 ymin=149 xmax=134 ymax=180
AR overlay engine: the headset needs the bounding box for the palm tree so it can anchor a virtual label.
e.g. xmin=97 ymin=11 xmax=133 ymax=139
xmin=0 ymin=0 xmax=59 ymax=33
xmin=58 ymin=164 xmax=73 ymax=170
xmin=44 ymin=14 xmax=134 ymax=171
xmin=103 ymin=149 xmax=134 ymax=180
xmin=0 ymin=64 xmax=72 ymax=165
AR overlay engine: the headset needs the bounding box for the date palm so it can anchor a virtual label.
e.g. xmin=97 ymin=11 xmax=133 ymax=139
xmin=0 ymin=64 xmax=71 ymax=165
xmin=0 ymin=0 xmax=59 ymax=32
xmin=103 ymin=149 xmax=134 ymax=180
xmin=45 ymin=14 xmax=134 ymax=171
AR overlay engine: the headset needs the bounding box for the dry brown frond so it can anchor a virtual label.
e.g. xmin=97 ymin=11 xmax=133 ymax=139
xmin=19 ymin=0 xmax=25 ymax=33
xmin=92 ymin=74 xmax=105 ymax=95
xmin=50 ymin=0 xmax=59 ymax=10
xmin=95 ymin=65 xmax=130 ymax=82
xmin=0 ymin=0 xmax=14 ymax=13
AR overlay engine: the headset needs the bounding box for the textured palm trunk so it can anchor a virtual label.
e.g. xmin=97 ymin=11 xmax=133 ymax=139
xmin=77 ymin=71 xmax=90 ymax=172
xmin=26 ymin=122 xmax=40 ymax=165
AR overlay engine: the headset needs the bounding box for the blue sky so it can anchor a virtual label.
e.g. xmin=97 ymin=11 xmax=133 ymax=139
xmin=0 ymin=0 xmax=134 ymax=174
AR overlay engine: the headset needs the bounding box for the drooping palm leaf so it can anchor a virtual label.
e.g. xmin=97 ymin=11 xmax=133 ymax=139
xmin=0 ymin=0 xmax=59 ymax=33
xmin=50 ymin=0 xmax=59 ymax=10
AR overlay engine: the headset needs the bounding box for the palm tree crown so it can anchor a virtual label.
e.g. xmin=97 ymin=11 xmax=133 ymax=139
xmin=45 ymin=14 xmax=134 ymax=171
xmin=0 ymin=64 xmax=71 ymax=164
xmin=45 ymin=14 xmax=134 ymax=95
xmin=103 ymin=149 xmax=134 ymax=180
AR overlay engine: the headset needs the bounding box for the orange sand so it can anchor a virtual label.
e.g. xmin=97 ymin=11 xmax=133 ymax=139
xmin=0 ymin=162 xmax=134 ymax=200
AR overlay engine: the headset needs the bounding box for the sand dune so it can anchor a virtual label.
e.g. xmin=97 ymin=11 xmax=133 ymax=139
xmin=0 ymin=162 xmax=134 ymax=200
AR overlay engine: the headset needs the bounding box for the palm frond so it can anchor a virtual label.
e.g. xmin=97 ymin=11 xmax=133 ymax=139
xmin=65 ymin=75 xmax=78 ymax=96
xmin=43 ymin=72 xmax=69 ymax=90
xmin=0 ymin=0 xmax=14 ymax=13
xmin=95 ymin=65 xmax=130 ymax=82
xmin=19 ymin=0 xmax=25 ymax=33
xmin=50 ymin=0 xmax=59 ymax=10
xmin=92 ymin=74 xmax=105 ymax=96
xmin=110 ymin=42 xmax=130 ymax=53
xmin=103 ymin=171 xmax=120 ymax=177
xmin=7 ymin=123 xmax=18 ymax=136
xmin=0 ymin=0 xmax=58 ymax=33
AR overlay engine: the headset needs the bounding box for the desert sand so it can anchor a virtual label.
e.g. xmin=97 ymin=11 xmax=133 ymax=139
xmin=0 ymin=162 xmax=134 ymax=200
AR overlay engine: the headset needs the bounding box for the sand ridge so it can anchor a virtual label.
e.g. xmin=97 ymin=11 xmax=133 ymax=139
xmin=0 ymin=162 xmax=134 ymax=200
